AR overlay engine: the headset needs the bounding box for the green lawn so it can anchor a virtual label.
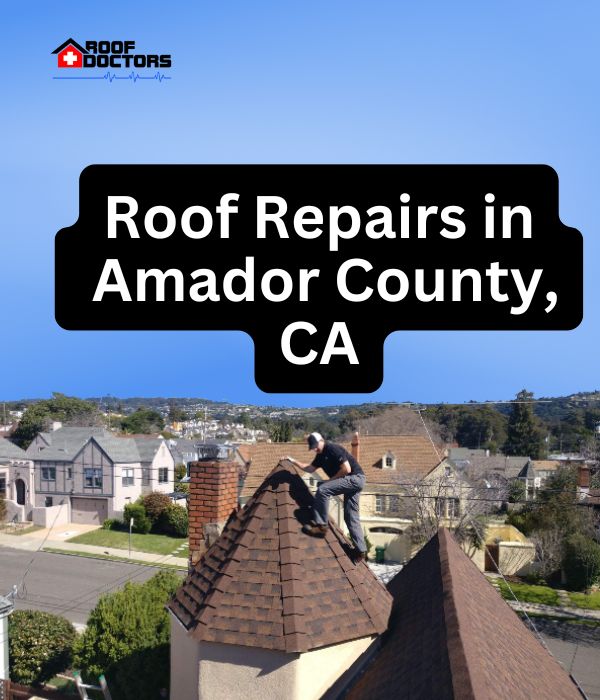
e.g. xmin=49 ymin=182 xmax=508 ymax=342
xmin=48 ymin=676 xmax=78 ymax=696
xmin=494 ymin=579 xmax=561 ymax=606
xmin=567 ymin=591 xmax=600 ymax=610
xmin=67 ymin=528 xmax=187 ymax=555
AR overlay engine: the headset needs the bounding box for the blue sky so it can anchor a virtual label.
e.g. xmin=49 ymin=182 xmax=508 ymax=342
xmin=1 ymin=2 xmax=598 ymax=406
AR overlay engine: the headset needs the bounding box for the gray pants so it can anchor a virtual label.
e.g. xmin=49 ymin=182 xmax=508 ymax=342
xmin=314 ymin=473 xmax=367 ymax=552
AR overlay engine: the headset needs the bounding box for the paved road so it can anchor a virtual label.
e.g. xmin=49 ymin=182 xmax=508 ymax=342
xmin=0 ymin=546 xmax=183 ymax=626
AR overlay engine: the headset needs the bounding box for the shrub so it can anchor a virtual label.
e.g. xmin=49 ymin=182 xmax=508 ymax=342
xmin=0 ymin=496 xmax=6 ymax=522
xmin=174 ymin=463 xmax=187 ymax=481
xmin=174 ymin=481 xmax=189 ymax=495
xmin=123 ymin=502 xmax=151 ymax=534
xmin=74 ymin=571 xmax=181 ymax=700
xmin=563 ymin=534 xmax=600 ymax=591
xmin=159 ymin=503 xmax=188 ymax=537
xmin=102 ymin=518 xmax=121 ymax=531
xmin=9 ymin=610 xmax=76 ymax=686
xmin=142 ymin=492 xmax=172 ymax=526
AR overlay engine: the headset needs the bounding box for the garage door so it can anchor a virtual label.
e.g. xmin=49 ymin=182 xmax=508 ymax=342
xmin=71 ymin=497 xmax=108 ymax=525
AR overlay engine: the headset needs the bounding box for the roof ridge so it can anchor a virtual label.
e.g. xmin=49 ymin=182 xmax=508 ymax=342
xmin=437 ymin=529 xmax=479 ymax=700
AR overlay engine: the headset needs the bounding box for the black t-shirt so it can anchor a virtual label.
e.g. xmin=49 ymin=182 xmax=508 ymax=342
xmin=312 ymin=442 xmax=364 ymax=478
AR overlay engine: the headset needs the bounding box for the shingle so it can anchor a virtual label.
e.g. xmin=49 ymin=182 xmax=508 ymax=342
xmin=345 ymin=529 xmax=582 ymax=700
xmin=169 ymin=461 xmax=392 ymax=652
xmin=0 ymin=438 xmax=27 ymax=460
xmin=239 ymin=436 xmax=441 ymax=497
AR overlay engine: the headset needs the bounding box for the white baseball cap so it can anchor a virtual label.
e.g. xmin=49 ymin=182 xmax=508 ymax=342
xmin=307 ymin=432 xmax=324 ymax=450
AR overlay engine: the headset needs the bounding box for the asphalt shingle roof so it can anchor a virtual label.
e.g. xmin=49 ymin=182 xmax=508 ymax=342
xmin=94 ymin=436 xmax=140 ymax=463
xmin=239 ymin=436 xmax=441 ymax=497
xmin=0 ymin=438 xmax=27 ymax=460
xmin=345 ymin=529 xmax=581 ymax=700
xmin=169 ymin=461 xmax=392 ymax=653
xmin=26 ymin=426 xmax=109 ymax=460
xmin=132 ymin=437 xmax=163 ymax=462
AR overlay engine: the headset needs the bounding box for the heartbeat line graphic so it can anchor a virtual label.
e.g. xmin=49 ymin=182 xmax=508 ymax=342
xmin=53 ymin=71 xmax=172 ymax=83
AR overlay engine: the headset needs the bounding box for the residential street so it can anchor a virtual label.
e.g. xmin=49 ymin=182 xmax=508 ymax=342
xmin=0 ymin=546 xmax=183 ymax=626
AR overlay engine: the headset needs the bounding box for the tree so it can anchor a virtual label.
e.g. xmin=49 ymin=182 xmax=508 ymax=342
xmin=9 ymin=610 xmax=76 ymax=686
xmin=269 ymin=421 xmax=293 ymax=442
xmin=563 ymin=534 xmax=600 ymax=591
xmin=529 ymin=527 xmax=564 ymax=582
xmin=503 ymin=390 xmax=545 ymax=458
xmin=406 ymin=467 xmax=502 ymax=549
xmin=168 ymin=403 xmax=187 ymax=424
xmin=507 ymin=479 xmax=526 ymax=503
xmin=120 ymin=408 xmax=165 ymax=434
xmin=74 ymin=571 xmax=180 ymax=700
xmin=174 ymin=463 xmax=187 ymax=481
xmin=12 ymin=393 xmax=100 ymax=448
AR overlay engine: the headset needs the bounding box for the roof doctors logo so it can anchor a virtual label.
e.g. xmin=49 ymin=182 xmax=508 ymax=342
xmin=51 ymin=38 xmax=172 ymax=83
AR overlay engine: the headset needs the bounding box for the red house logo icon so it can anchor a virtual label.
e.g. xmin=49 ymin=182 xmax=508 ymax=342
xmin=51 ymin=38 xmax=88 ymax=68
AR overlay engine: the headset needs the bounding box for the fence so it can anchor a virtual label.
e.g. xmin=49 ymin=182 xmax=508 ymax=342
xmin=0 ymin=679 xmax=73 ymax=700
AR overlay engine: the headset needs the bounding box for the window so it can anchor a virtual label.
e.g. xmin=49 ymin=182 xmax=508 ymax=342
xmin=66 ymin=467 xmax=73 ymax=480
xmin=122 ymin=468 xmax=134 ymax=487
xmin=41 ymin=466 xmax=56 ymax=481
xmin=158 ymin=468 xmax=169 ymax=484
xmin=44 ymin=496 xmax=53 ymax=507
xmin=448 ymin=498 xmax=460 ymax=518
xmin=435 ymin=497 xmax=460 ymax=519
xmin=84 ymin=468 xmax=102 ymax=489
xmin=0 ymin=474 xmax=6 ymax=496
xmin=375 ymin=495 xmax=400 ymax=514
xmin=383 ymin=452 xmax=396 ymax=469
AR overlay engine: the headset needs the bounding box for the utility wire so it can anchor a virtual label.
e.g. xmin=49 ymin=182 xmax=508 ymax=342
xmin=416 ymin=410 xmax=590 ymax=698
xmin=15 ymin=501 xmax=66 ymax=600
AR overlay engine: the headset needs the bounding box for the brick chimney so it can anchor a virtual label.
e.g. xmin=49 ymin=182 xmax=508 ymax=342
xmin=577 ymin=465 xmax=590 ymax=501
xmin=351 ymin=431 xmax=360 ymax=462
xmin=188 ymin=460 xmax=238 ymax=567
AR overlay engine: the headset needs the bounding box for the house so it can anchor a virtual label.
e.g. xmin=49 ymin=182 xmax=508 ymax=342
xmin=448 ymin=448 xmax=531 ymax=483
xmin=0 ymin=438 xmax=33 ymax=521
xmin=237 ymin=434 xmax=454 ymax=562
xmin=166 ymin=438 xmax=202 ymax=469
xmin=25 ymin=426 xmax=174 ymax=524
xmin=168 ymin=458 xmax=581 ymax=700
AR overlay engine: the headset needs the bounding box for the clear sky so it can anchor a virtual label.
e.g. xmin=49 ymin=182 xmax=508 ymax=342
xmin=1 ymin=2 xmax=598 ymax=406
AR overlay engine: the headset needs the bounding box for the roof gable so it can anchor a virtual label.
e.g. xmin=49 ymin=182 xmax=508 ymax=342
xmin=169 ymin=462 xmax=392 ymax=653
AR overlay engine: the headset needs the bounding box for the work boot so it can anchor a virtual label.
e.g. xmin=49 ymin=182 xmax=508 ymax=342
xmin=302 ymin=522 xmax=327 ymax=538
xmin=350 ymin=548 xmax=368 ymax=563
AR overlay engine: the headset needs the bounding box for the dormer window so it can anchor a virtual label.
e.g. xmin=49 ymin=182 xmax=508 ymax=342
xmin=383 ymin=452 xmax=396 ymax=469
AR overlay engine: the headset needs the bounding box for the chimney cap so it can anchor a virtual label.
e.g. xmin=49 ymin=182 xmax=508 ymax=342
xmin=194 ymin=442 xmax=234 ymax=461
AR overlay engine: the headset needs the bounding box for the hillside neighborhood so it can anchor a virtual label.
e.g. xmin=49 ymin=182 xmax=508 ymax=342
xmin=1 ymin=392 xmax=600 ymax=698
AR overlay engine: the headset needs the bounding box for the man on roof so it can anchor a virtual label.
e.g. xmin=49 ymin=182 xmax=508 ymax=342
xmin=287 ymin=432 xmax=367 ymax=562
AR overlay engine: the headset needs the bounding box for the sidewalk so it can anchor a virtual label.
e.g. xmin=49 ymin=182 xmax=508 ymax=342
xmin=0 ymin=525 xmax=188 ymax=568
xmin=506 ymin=598 xmax=600 ymax=621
